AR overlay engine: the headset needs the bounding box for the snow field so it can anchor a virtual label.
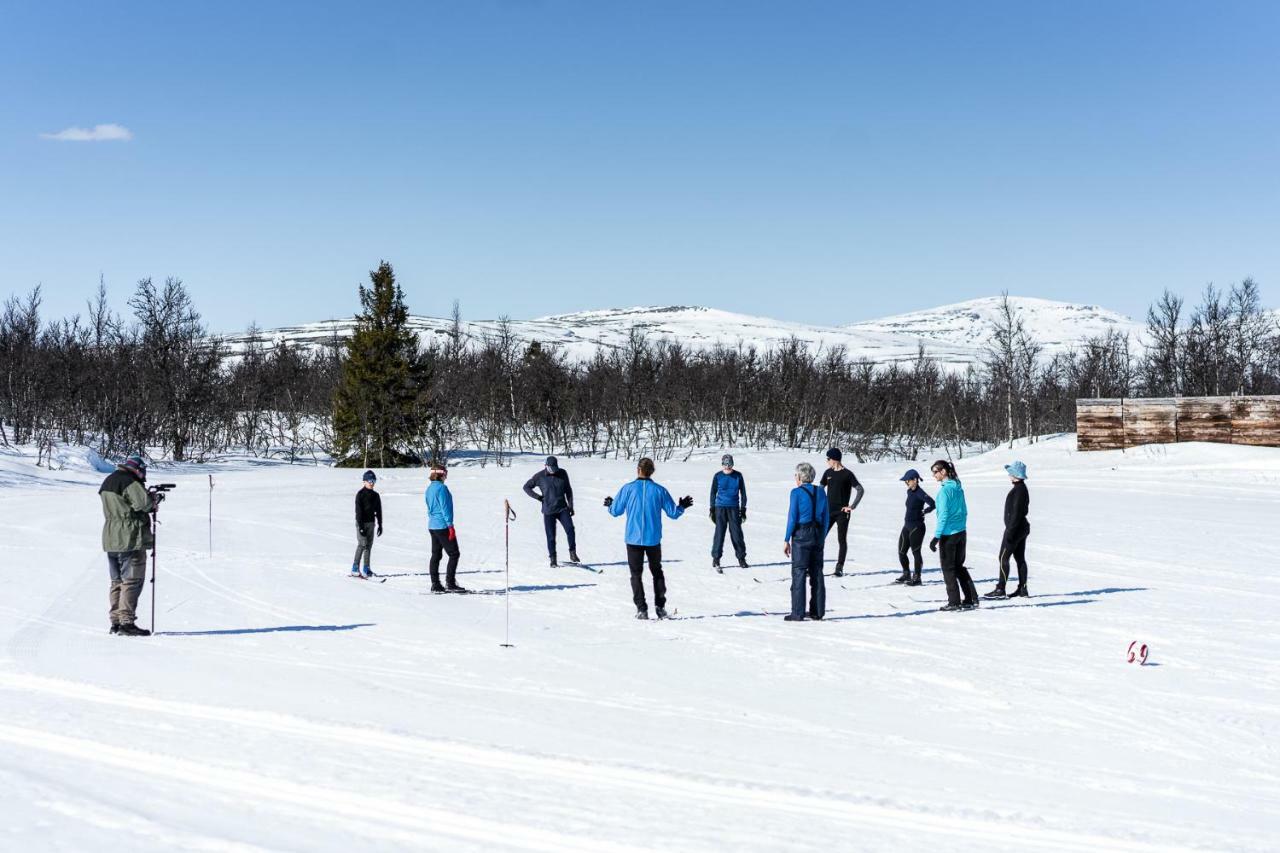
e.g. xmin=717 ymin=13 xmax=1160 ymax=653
xmin=1 ymin=437 xmax=1277 ymax=851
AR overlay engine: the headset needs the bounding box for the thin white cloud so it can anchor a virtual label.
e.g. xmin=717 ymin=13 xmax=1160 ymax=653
xmin=39 ymin=123 xmax=134 ymax=142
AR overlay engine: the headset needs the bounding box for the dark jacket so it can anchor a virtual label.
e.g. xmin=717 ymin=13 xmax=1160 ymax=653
xmin=904 ymin=486 xmax=935 ymax=529
xmin=1003 ymin=481 xmax=1029 ymax=535
xmin=355 ymin=487 xmax=383 ymax=527
xmin=99 ymin=469 xmax=154 ymax=552
xmin=709 ymin=470 xmax=747 ymax=510
xmin=524 ymin=468 xmax=574 ymax=515
xmin=819 ymin=467 xmax=864 ymax=515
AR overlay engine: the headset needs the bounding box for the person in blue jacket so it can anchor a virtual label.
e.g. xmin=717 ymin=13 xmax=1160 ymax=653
xmin=783 ymin=462 xmax=829 ymax=621
xmin=425 ymin=462 xmax=466 ymax=593
xmin=604 ymin=457 xmax=693 ymax=619
xmin=895 ymin=469 xmax=935 ymax=586
xmin=709 ymin=453 xmax=748 ymax=572
xmin=928 ymin=459 xmax=977 ymax=611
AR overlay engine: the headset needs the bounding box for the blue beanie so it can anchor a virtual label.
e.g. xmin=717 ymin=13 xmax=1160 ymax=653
xmin=362 ymin=470 xmax=377 ymax=483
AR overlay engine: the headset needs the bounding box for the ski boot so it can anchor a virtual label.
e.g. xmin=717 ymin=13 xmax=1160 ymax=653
xmin=783 ymin=614 xmax=805 ymax=621
xmin=1008 ymin=586 xmax=1029 ymax=598
xmin=117 ymin=623 xmax=152 ymax=636
xmin=833 ymin=565 xmax=845 ymax=578
xmin=938 ymin=603 xmax=963 ymax=612
xmin=446 ymin=582 xmax=468 ymax=593
xmin=893 ymin=572 xmax=910 ymax=584
xmin=961 ymin=599 xmax=980 ymax=610
xmin=350 ymin=564 xmax=362 ymax=578
xmin=109 ymin=623 xmax=119 ymax=635
xmin=549 ymin=556 xmax=559 ymax=568
xmin=635 ymin=609 xmax=649 ymax=620
xmin=655 ymin=607 xmax=669 ymax=620
xmin=738 ymin=558 xmax=749 ymax=569
xmin=430 ymin=583 xmax=447 ymax=594
xmin=906 ymin=571 xmax=922 ymax=587
xmin=983 ymin=587 xmax=1007 ymax=600
xmin=361 ymin=568 xmax=374 ymax=579
xmin=569 ymin=550 xmax=580 ymax=563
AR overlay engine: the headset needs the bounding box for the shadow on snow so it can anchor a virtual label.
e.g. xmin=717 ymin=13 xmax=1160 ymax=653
xmin=160 ymin=623 xmax=376 ymax=637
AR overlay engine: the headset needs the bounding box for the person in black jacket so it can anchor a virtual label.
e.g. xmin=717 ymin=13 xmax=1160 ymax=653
xmin=985 ymin=461 xmax=1030 ymax=599
xmin=895 ymin=469 xmax=935 ymax=586
xmin=352 ymin=470 xmax=383 ymax=578
xmin=524 ymin=456 xmax=578 ymax=566
xmin=819 ymin=448 xmax=864 ymax=576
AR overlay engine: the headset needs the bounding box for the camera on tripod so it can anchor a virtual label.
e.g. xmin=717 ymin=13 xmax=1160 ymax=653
xmin=149 ymin=483 xmax=177 ymax=507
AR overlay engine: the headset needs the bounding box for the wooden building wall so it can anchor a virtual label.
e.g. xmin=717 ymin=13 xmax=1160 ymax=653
xmin=1075 ymin=396 xmax=1280 ymax=451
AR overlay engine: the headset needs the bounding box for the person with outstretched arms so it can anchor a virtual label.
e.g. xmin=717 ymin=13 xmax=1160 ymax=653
xmin=708 ymin=453 xmax=748 ymax=572
xmin=524 ymin=455 xmax=578 ymax=567
xmin=819 ymin=448 xmax=864 ymax=576
xmin=425 ymin=462 xmax=466 ymax=593
xmin=604 ymin=457 xmax=692 ymax=620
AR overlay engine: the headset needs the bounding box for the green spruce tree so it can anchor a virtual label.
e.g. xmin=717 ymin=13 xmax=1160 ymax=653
xmin=333 ymin=261 xmax=426 ymax=467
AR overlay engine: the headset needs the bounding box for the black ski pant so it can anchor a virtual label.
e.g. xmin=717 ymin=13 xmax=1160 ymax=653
xmin=429 ymin=528 xmax=460 ymax=586
xmin=897 ymin=524 xmax=925 ymax=575
xmin=543 ymin=509 xmax=576 ymax=558
xmin=825 ymin=511 xmax=850 ymax=569
xmin=789 ymin=524 xmax=826 ymax=619
xmin=627 ymin=544 xmax=666 ymax=612
xmin=711 ymin=506 xmax=746 ymax=562
xmin=998 ymin=525 xmax=1030 ymax=589
xmin=938 ymin=531 xmax=978 ymax=607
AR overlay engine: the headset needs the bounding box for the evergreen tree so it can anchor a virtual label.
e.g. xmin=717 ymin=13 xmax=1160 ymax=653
xmin=332 ymin=261 xmax=425 ymax=467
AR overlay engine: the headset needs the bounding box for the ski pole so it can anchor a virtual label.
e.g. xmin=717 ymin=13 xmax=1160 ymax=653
xmin=208 ymin=474 xmax=214 ymax=558
xmin=150 ymin=510 xmax=158 ymax=635
xmin=502 ymin=499 xmax=517 ymax=648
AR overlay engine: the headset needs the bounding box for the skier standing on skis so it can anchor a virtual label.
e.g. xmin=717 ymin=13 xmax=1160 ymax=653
xmin=523 ymin=455 xmax=578 ymax=567
xmin=604 ymin=457 xmax=692 ymax=619
xmin=351 ymin=470 xmax=383 ymax=578
xmin=784 ymin=461 xmax=829 ymax=621
xmin=425 ymin=462 xmax=466 ymax=593
xmin=708 ymin=453 xmax=748 ymax=572
xmin=986 ymin=461 xmax=1031 ymax=599
xmin=929 ymin=459 xmax=978 ymax=611
xmin=895 ymin=468 xmax=934 ymax=586
xmin=98 ymin=454 xmax=155 ymax=636
xmin=820 ymin=448 xmax=864 ymax=576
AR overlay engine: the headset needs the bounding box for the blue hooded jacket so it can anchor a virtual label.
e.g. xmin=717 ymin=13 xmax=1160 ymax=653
xmin=608 ymin=478 xmax=684 ymax=546
xmin=425 ymin=480 xmax=454 ymax=529
xmin=710 ymin=470 xmax=747 ymax=510
xmin=934 ymin=478 xmax=967 ymax=536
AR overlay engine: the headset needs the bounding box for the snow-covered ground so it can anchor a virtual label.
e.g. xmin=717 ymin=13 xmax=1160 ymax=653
xmin=2 ymin=437 xmax=1277 ymax=851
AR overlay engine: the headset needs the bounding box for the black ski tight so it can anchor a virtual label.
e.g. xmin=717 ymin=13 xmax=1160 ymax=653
xmin=938 ymin=531 xmax=978 ymax=606
xmin=998 ymin=527 xmax=1029 ymax=589
xmin=429 ymin=528 xmax=460 ymax=585
xmin=897 ymin=525 xmax=925 ymax=573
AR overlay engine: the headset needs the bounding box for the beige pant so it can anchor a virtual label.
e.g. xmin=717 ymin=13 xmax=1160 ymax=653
xmin=108 ymin=551 xmax=147 ymax=626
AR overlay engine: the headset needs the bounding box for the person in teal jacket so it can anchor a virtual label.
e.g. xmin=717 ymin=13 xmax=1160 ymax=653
xmin=604 ymin=457 xmax=693 ymax=619
xmin=425 ymin=462 xmax=465 ymax=593
xmin=929 ymin=459 xmax=978 ymax=610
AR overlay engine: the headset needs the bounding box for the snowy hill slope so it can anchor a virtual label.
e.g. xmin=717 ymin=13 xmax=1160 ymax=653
xmin=1 ymin=438 xmax=1277 ymax=850
xmin=222 ymin=297 xmax=1141 ymax=371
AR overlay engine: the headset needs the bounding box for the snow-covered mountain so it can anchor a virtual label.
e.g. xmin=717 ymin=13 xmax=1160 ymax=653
xmin=224 ymin=297 xmax=1142 ymax=371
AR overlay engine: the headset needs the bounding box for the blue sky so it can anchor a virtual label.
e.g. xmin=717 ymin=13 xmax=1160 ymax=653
xmin=2 ymin=1 xmax=1277 ymax=331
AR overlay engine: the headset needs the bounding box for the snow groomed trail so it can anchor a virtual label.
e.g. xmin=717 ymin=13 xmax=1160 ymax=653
xmin=1 ymin=436 xmax=1277 ymax=851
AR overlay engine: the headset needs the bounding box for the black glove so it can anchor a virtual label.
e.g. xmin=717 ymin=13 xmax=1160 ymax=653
xmin=678 ymin=496 xmax=693 ymax=510
xmin=603 ymin=496 xmax=613 ymax=508
xmin=929 ymin=537 xmax=939 ymax=553
xmin=377 ymin=526 xmax=383 ymax=537
xmin=739 ymin=509 xmax=746 ymax=522
xmin=709 ymin=508 xmax=716 ymax=523
xmin=569 ymin=508 xmax=575 ymax=516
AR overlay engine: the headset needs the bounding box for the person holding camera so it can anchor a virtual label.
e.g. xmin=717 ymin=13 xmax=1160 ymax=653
xmin=351 ymin=469 xmax=383 ymax=579
xmin=604 ymin=457 xmax=692 ymax=620
xmin=98 ymin=454 xmax=155 ymax=636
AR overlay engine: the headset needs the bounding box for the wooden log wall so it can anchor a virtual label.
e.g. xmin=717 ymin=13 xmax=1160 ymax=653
xmin=1075 ymin=396 xmax=1280 ymax=450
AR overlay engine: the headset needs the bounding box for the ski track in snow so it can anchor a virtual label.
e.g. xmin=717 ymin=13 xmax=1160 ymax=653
xmin=2 ymin=437 xmax=1279 ymax=850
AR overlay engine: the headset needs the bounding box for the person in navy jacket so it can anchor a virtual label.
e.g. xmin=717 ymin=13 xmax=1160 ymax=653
xmin=604 ymin=457 xmax=693 ymax=620
xmin=895 ymin=468 xmax=935 ymax=586
xmin=783 ymin=462 xmax=829 ymax=621
xmin=708 ymin=453 xmax=748 ymax=572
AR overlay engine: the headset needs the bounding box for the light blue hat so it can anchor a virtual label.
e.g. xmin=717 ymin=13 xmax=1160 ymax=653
xmin=1005 ymin=461 xmax=1028 ymax=480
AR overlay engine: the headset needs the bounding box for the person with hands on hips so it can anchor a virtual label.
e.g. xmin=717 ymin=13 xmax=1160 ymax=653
xmin=523 ymin=455 xmax=578 ymax=567
xmin=425 ymin=461 xmax=466 ymax=593
xmin=819 ymin=448 xmax=864 ymax=577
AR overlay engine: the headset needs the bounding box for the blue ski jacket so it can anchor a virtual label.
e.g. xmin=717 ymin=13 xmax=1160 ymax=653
xmin=934 ymin=478 xmax=967 ymax=536
xmin=710 ymin=470 xmax=747 ymax=510
xmin=608 ymin=478 xmax=684 ymax=546
xmin=784 ymin=484 xmax=829 ymax=542
xmin=425 ymin=480 xmax=454 ymax=529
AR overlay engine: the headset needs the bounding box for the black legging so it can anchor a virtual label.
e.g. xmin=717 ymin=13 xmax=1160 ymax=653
xmin=897 ymin=525 xmax=925 ymax=573
xmin=998 ymin=525 xmax=1030 ymax=589
xmin=429 ymin=528 xmax=460 ymax=585
xmin=938 ymin=531 xmax=978 ymax=606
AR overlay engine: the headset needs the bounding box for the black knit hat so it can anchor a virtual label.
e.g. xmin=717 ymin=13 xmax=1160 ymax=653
xmin=826 ymin=447 xmax=842 ymax=462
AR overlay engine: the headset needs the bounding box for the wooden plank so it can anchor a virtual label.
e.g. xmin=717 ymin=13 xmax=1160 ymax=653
xmin=1176 ymin=398 xmax=1230 ymax=444
xmin=1077 ymin=396 xmax=1280 ymax=450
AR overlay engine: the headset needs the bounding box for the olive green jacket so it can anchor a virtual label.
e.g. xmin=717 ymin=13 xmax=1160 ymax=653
xmin=99 ymin=470 xmax=155 ymax=553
